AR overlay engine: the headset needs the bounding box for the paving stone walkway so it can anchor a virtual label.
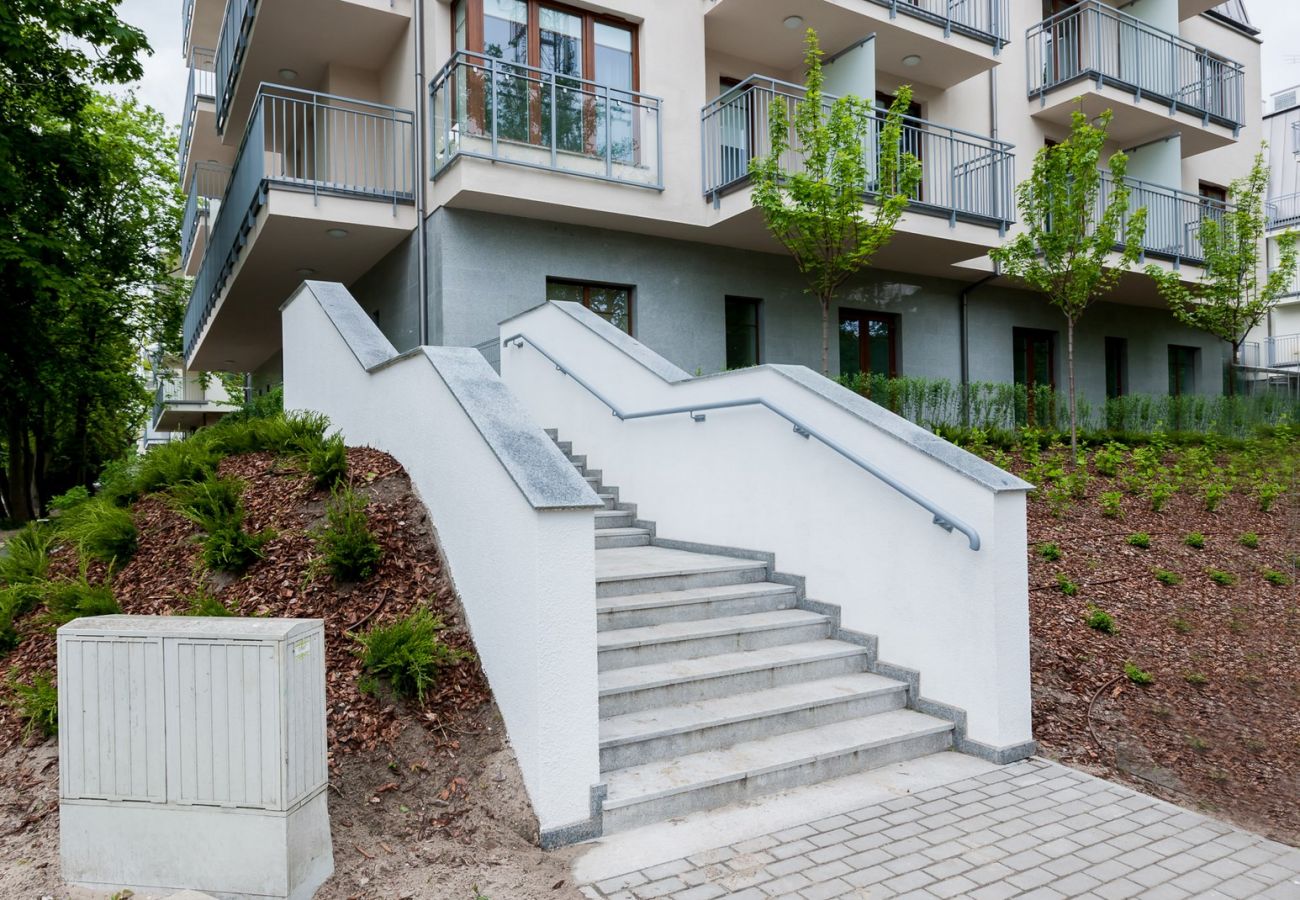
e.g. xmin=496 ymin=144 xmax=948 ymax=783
xmin=580 ymin=758 xmax=1300 ymax=900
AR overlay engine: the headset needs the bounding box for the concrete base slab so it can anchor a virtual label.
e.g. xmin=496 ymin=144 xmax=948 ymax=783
xmin=572 ymin=750 xmax=996 ymax=884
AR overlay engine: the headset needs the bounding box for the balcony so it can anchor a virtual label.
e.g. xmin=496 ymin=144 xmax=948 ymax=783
xmin=1101 ymin=173 xmax=1231 ymax=266
xmin=429 ymin=51 xmax=663 ymax=191
xmin=705 ymin=0 xmax=1004 ymax=92
xmin=152 ymin=374 xmax=239 ymax=432
xmin=184 ymin=87 xmax=418 ymax=371
xmin=1027 ymin=1 xmax=1244 ymax=157
xmin=182 ymin=0 xmax=223 ymax=59
xmin=213 ymin=0 xmax=410 ymax=137
xmin=181 ymin=162 xmax=231 ymax=276
xmin=702 ymin=76 xmax=1014 ymax=227
xmin=1265 ymin=333 xmax=1300 ymax=368
xmin=179 ymin=47 xmax=226 ymax=191
xmin=1267 ymin=193 xmax=1300 ymax=231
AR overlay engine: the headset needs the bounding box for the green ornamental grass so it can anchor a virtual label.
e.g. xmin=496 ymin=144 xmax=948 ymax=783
xmin=354 ymin=608 xmax=471 ymax=703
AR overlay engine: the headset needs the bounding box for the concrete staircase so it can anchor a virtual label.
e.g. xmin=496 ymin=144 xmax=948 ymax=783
xmin=551 ymin=433 xmax=957 ymax=834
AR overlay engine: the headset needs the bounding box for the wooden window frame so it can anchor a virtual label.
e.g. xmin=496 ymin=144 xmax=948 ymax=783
xmin=547 ymin=277 xmax=634 ymax=334
xmin=839 ymin=308 xmax=900 ymax=378
xmin=1013 ymin=327 xmax=1056 ymax=390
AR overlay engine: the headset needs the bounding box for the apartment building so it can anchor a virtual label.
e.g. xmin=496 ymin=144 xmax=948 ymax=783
xmin=177 ymin=0 xmax=1263 ymax=405
xmin=1260 ymin=84 xmax=1300 ymax=372
xmin=140 ymin=346 xmax=240 ymax=448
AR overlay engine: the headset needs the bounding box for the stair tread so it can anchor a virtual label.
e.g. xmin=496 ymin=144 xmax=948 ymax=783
xmin=599 ymin=640 xmax=867 ymax=696
xmin=596 ymin=546 xmax=767 ymax=583
xmin=602 ymin=710 xmax=954 ymax=808
xmin=597 ymin=582 xmax=793 ymax=613
xmin=599 ymin=673 xmax=906 ymax=748
xmin=595 ymin=509 xmax=633 ymax=518
xmin=598 ymin=609 xmax=827 ymax=651
xmin=595 ymin=527 xmax=651 ymax=538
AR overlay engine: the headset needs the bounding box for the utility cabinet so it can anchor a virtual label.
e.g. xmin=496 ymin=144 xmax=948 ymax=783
xmin=58 ymin=616 xmax=333 ymax=900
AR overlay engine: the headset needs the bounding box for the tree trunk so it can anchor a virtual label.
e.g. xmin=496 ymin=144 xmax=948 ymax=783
xmin=1067 ymin=317 xmax=1078 ymax=463
xmin=1226 ymin=338 xmax=1239 ymax=397
xmin=4 ymin=416 xmax=36 ymax=524
xmin=820 ymin=293 xmax=831 ymax=377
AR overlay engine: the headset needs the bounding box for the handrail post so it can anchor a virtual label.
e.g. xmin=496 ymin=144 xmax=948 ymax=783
xmin=604 ymin=84 xmax=613 ymax=178
xmin=490 ymin=57 xmax=498 ymax=159
xmin=550 ymin=73 xmax=558 ymax=169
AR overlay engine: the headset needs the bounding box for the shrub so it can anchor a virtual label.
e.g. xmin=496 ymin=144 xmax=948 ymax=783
xmin=202 ymin=522 xmax=274 ymax=573
xmin=1099 ymin=491 xmax=1123 ymax=519
xmin=1186 ymin=735 xmax=1210 ymax=752
xmin=1084 ymin=606 xmax=1115 ymax=633
xmin=0 ymin=583 xmax=46 ymax=654
xmin=1036 ymin=542 xmax=1062 ymax=562
xmin=1124 ymin=661 xmax=1154 ymax=685
xmin=43 ymin=576 xmax=120 ymax=625
xmin=1183 ymin=532 xmax=1205 ymax=550
xmin=1183 ymin=672 xmax=1208 ymax=685
xmin=1154 ymin=568 xmax=1182 ymax=586
xmin=135 ymin=440 xmax=220 ymax=494
xmin=1263 ymin=569 xmax=1293 ymax=586
xmin=354 ymin=608 xmax=470 ymax=703
xmin=1238 ymin=532 xmax=1259 ymax=549
xmin=1126 ymin=532 xmax=1151 ymax=549
xmin=61 ymin=499 xmax=137 ymax=565
xmin=95 ymin=454 xmax=142 ymax=507
xmin=6 ymin=671 xmax=58 ymax=739
xmin=1092 ymin=442 xmax=1126 ymax=477
xmin=1206 ymin=568 xmax=1237 ymax=586
xmin=316 ymin=487 xmax=381 ymax=582
xmin=48 ymin=485 xmax=90 ymax=513
xmin=1203 ymin=482 xmax=1229 ymax=512
xmin=182 ymin=589 xmax=236 ymax=617
xmin=171 ymin=477 xmax=244 ymax=532
xmin=1148 ymin=481 xmax=1176 ymax=512
xmin=305 ymin=433 xmax=348 ymax=490
xmin=0 ymin=524 xmax=55 ymax=585
xmin=1055 ymin=573 xmax=1079 ymax=596
xmin=1171 ymin=616 xmax=1192 ymax=634
xmin=1255 ymin=481 xmax=1283 ymax=512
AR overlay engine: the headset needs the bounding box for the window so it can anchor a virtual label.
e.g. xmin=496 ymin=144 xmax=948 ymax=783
xmin=724 ymin=297 xmax=761 ymax=370
xmin=1104 ymin=337 xmax=1127 ymax=399
xmin=1168 ymin=345 xmax=1198 ymax=396
xmin=1198 ymin=182 xmax=1228 ymax=205
xmin=875 ymin=92 xmax=923 ymax=200
xmin=839 ymin=309 xmax=898 ymax=379
xmin=546 ymin=279 xmax=632 ymax=333
xmin=1013 ymin=328 xmax=1055 ymax=389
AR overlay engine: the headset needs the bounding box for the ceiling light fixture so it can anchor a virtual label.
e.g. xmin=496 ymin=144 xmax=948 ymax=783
xmin=902 ymin=54 xmax=923 ymax=67
xmin=783 ymin=15 xmax=804 ymax=29
xmin=278 ymin=68 xmax=298 ymax=82
xmin=325 ymin=228 xmax=349 ymax=239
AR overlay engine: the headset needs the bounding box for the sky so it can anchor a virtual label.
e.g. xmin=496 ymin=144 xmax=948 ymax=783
xmin=116 ymin=1 xmax=1300 ymax=128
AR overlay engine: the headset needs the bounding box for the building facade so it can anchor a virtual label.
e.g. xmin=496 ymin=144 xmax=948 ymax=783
xmin=177 ymin=0 xmax=1264 ymax=407
xmin=1260 ymin=85 xmax=1300 ymax=371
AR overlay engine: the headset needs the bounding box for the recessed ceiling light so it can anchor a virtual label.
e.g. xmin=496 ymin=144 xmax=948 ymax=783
xmin=278 ymin=68 xmax=298 ymax=81
xmin=902 ymin=54 xmax=923 ymax=67
xmin=783 ymin=15 xmax=804 ymax=29
xmin=297 ymin=267 xmax=316 ymax=277
xmin=325 ymin=228 xmax=349 ymax=239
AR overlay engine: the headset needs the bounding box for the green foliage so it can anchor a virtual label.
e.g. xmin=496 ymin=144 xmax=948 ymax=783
xmin=60 ymin=498 xmax=137 ymax=564
xmin=305 ymin=434 xmax=349 ymax=491
xmin=1206 ymin=568 xmax=1237 ymax=586
xmin=0 ymin=584 xmax=45 ymax=653
xmin=1084 ymin=606 xmax=1115 ymax=633
xmin=1238 ymin=532 xmax=1259 ymax=549
xmin=1147 ymin=153 xmax=1300 ymax=379
xmin=354 ymin=608 xmax=471 ymax=703
xmin=990 ymin=108 xmax=1147 ymax=456
xmin=6 ymin=671 xmax=59 ymax=740
xmin=1092 ymin=442 xmax=1127 ymax=476
xmin=1099 ymin=491 xmax=1123 ymax=519
xmin=317 ymin=488 xmax=382 ymax=582
xmin=1126 ymin=532 xmax=1151 ymax=549
xmin=1255 ymin=480 xmax=1283 ymax=511
xmin=201 ymin=522 xmax=273 ymax=574
xmin=42 ymin=576 xmax=120 ymax=625
xmin=1183 ymin=672 xmax=1208 ymax=685
xmin=136 ymin=440 xmax=220 ymax=494
xmin=0 ymin=524 xmax=55 ymax=585
xmin=182 ymin=589 xmax=235 ymax=617
xmin=1148 ymin=481 xmax=1176 ymax=512
xmin=749 ymin=29 xmax=921 ymax=375
xmin=48 ymin=485 xmax=90 ymax=512
xmin=1171 ymin=616 xmax=1193 ymax=634
xmin=173 ymin=476 xmax=272 ymax=574
xmin=1262 ymin=569 xmax=1292 ymax=586
xmin=1202 ymin=481 xmax=1229 ymax=512
xmin=1154 ymin=568 xmax=1183 ymax=586
xmin=1186 ymin=735 xmax=1210 ymax=752
xmin=1183 ymin=532 xmax=1206 ymax=550
xmin=1055 ymin=573 xmax=1079 ymax=596
xmin=1036 ymin=542 xmax=1062 ymax=562
xmin=1124 ymin=661 xmax=1154 ymax=685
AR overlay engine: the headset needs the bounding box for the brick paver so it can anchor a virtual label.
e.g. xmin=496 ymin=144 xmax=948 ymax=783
xmin=581 ymin=758 xmax=1300 ymax=899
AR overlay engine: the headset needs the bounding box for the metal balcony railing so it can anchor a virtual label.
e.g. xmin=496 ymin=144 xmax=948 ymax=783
xmin=860 ymin=0 xmax=1010 ymax=46
xmin=429 ymin=50 xmax=664 ymax=190
xmin=1267 ymin=333 xmax=1300 ymax=368
xmin=701 ymin=75 xmax=1015 ymax=229
xmin=1267 ymin=193 xmax=1300 ymax=230
xmin=1239 ymin=341 xmax=1261 ymax=368
xmin=183 ymin=86 xmax=417 ymax=360
xmin=1096 ymin=173 xmax=1232 ymax=266
xmin=181 ymin=162 xmax=231 ymax=267
xmin=1027 ymin=0 xmax=1245 ymax=130
xmin=214 ymin=0 xmax=257 ymax=132
xmin=181 ymin=0 xmax=197 ymax=48
xmin=179 ymin=46 xmax=217 ymax=179
xmin=151 ymin=379 xmax=187 ymax=430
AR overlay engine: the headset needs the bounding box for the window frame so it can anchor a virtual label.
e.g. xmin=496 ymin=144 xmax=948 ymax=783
xmin=1104 ymin=336 xmax=1127 ymax=399
xmin=1012 ymin=327 xmax=1056 ymax=390
xmin=1168 ymin=344 xmax=1199 ymax=396
xmin=838 ymin=308 xmax=900 ymax=379
xmin=546 ymin=277 xmax=634 ymax=334
xmin=724 ymin=295 xmax=763 ymax=370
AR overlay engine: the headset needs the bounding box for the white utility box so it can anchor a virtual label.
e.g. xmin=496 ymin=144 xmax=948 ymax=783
xmin=58 ymin=616 xmax=333 ymax=899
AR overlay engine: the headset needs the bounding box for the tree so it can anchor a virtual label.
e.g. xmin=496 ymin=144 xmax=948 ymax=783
xmin=1146 ymin=152 xmax=1299 ymax=393
xmin=990 ymin=108 xmax=1147 ymax=458
xmin=0 ymin=3 xmax=182 ymax=522
xmin=749 ymin=29 xmax=921 ymax=377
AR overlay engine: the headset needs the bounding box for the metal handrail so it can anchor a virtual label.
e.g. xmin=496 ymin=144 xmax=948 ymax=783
xmin=429 ymin=49 xmax=664 ymax=191
xmin=178 ymin=46 xmax=217 ymax=180
xmin=180 ymin=162 xmax=230 ymax=266
xmin=215 ymin=0 xmax=257 ymax=132
xmin=1267 ymin=192 xmax=1300 ymax=230
xmin=1027 ymin=0 xmax=1245 ymax=129
xmin=700 ymin=74 xmax=1014 ymax=228
xmin=1098 ymin=172 xmax=1233 ymax=265
xmin=860 ymin=0 xmax=1009 ymax=45
xmin=502 ymin=333 xmax=982 ymax=551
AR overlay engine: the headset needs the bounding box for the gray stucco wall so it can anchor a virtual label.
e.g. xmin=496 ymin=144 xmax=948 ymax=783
xmin=349 ymin=231 xmax=422 ymax=353
xmin=425 ymin=208 xmax=1228 ymax=398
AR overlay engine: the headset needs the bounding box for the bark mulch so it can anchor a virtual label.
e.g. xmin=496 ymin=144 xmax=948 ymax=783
xmin=1015 ymin=445 xmax=1299 ymax=846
